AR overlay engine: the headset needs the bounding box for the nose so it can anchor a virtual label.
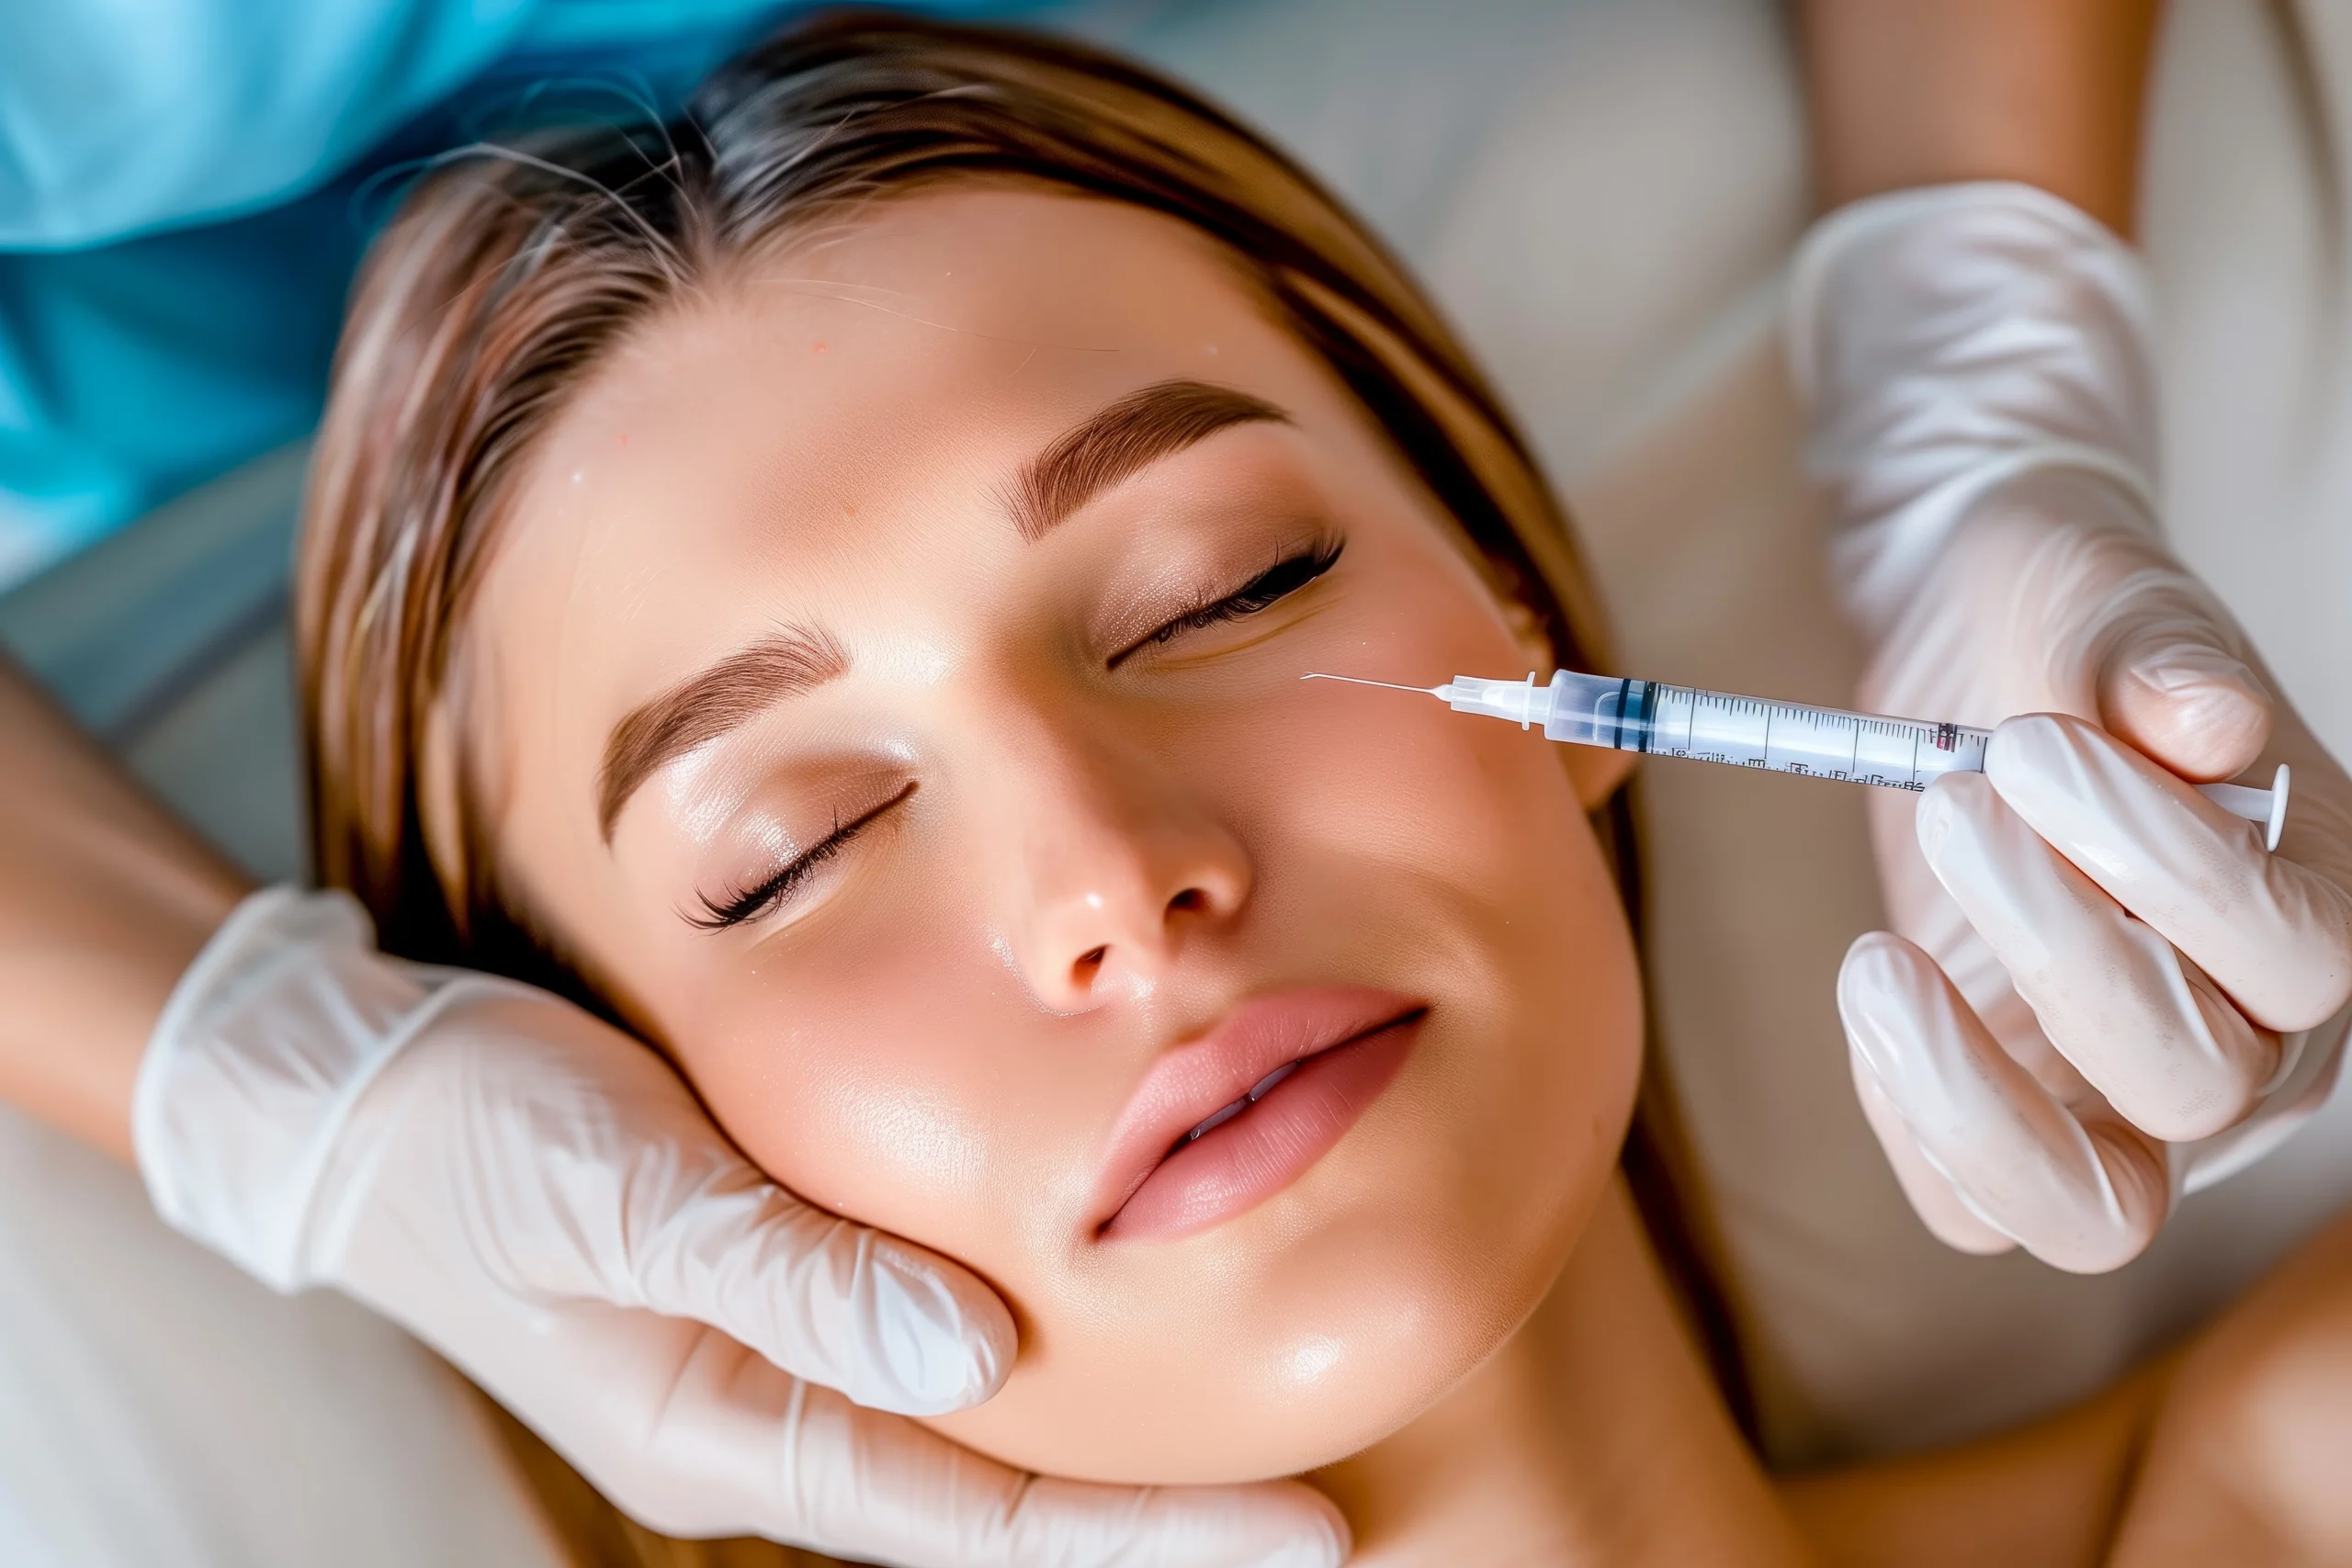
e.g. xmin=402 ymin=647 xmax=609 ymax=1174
xmin=991 ymin=712 xmax=1252 ymax=1011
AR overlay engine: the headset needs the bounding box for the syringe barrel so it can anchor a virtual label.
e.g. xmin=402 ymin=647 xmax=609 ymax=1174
xmin=1535 ymin=671 xmax=1989 ymax=792
xmin=1413 ymin=668 xmax=2283 ymax=843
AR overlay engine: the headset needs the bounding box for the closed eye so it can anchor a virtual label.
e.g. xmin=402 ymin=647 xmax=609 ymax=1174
xmin=687 ymin=782 xmax=917 ymax=931
xmin=1110 ymin=534 xmax=1344 ymax=669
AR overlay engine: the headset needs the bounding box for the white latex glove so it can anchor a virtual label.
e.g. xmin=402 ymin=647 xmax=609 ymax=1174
xmin=1788 ymin=182 xmax=2352 ymax=1272
xmin=136 ymin=888 xmax=1347 ymax=1567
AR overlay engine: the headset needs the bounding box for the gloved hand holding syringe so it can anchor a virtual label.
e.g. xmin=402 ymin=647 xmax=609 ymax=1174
xmin=1305 ymin=669 xmax=2292 ymax=852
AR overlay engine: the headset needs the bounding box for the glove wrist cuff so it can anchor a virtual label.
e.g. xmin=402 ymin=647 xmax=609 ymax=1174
xmin=135 ymin=886 xmax=458 ymax=1292
xmin=1786 ymin=180 xmax=2162 ymax=637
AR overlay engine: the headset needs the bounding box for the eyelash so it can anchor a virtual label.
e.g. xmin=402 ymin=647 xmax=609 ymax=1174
xmin=688 ymin=537 xmax=1340 ymax=931
xmin=1114 ymin=533 xmax=1346 ymax=666
xmin=688 ymin=781 xmax=918 ymax=931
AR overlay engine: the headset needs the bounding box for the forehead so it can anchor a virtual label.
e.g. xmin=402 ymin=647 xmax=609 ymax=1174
xmin=478 ymin=186 xmax=1336 ymax=659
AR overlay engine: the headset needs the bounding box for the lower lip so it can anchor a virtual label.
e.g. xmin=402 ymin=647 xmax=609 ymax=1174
xmin=1101 ymin=1013 xmax=1423 ymax=1242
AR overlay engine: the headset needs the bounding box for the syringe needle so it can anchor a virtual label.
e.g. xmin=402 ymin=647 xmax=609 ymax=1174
xmin=1301 ymin=672 xmax=1445 ymax=695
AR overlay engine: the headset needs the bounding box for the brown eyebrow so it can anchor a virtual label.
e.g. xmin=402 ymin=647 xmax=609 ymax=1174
xmin=1005 ymin=379 xmax=1289 ymax=541
xmin=596 ymin=383 xmax=1280 ymax=840
xmin=598 ymin=626 xmax=849 ymax=841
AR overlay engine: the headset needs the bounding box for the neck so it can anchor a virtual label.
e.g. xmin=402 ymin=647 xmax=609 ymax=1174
xmin=1312 ymin=1176 xmax=1812 ymax=1567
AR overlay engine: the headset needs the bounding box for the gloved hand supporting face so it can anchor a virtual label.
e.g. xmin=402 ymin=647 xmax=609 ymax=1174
xmin=137 ymin=889 xmax=1348 ymax=1567
xmin=1791 ymin=182 xmax=2352 ymax=1272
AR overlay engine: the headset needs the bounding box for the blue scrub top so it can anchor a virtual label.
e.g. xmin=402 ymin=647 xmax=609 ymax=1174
xmin=0 ymin=0 xmax=1032 ymax=590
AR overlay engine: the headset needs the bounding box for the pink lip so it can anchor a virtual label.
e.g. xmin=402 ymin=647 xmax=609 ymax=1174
xmin=1092 ymin=986 xmax=1427 ymax=1242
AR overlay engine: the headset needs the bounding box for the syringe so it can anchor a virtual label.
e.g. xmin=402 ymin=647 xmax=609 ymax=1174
xmin=1304 ymin=669 xmax=2291 ymax=852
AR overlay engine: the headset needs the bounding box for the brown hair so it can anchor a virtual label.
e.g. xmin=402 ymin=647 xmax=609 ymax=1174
xmin=297 ymin=8 xmax=1619 ymax=979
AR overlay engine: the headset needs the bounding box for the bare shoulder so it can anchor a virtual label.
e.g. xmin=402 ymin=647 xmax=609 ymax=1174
xmin=1782 ymin=1210 xmax=2352 ymax=1568
xmin=2106 ymin=1209 xmax=2352 ymax=1566
xmin=1780 ymin=1356 xmax=2164 ymax=1568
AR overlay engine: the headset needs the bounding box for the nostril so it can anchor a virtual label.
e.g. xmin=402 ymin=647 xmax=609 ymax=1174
xmin=1073 ymin=945 xmax=1108 ymax=985
xmin=1167 ymin=887 xmax=1206 ymax=916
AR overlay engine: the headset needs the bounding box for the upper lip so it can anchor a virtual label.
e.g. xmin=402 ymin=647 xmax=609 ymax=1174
xmin=1089 ymin=985 xmax=1429 ymax=1235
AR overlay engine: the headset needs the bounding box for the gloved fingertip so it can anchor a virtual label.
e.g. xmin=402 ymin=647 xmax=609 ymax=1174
xmin=1983 ymin=710 xmax=2076 ymax=766
xmin=1838 ymin=930 xmax=1904 ymax=1007
xmin=1913 ymin=784 xmax=1955 ymax=863
xmin=1250 ymin=1483 xmax=1352 ymax=1568
xmin=1839 ymin=930 xmax=1935 ymax=1004
xmin=1261 ymin=1485 xmax=1353 ymax=1568
xmin=2104 ymin=639 xmax=2273 ymax=781
xmin=1983 ymin=713 xmax=2108 ymax=810
xmin=862 ymin=1235 xmax=1019 ymax=1415
xmin=1092 ymin=1477 xmax=1350 ymax=1568
xmin=1913 ymin=771 xmax=1996 ymax=872
xmin=1837 ymin=931 xmax=1939 ymax=1086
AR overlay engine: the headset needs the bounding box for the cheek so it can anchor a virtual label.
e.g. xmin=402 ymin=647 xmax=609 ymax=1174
xmin=1251 ymin=667 xmax=1643 ymax=1269
xmin=655 ymin=915 xmax=1057 ymax=1281
xmin=922 ymin=634 xmax=1641 ymax=1483
xmin=626 ymin=550 xmax=1642 ymax=1487
xmin=650 ymin=874 xmax=1168 ymax=1345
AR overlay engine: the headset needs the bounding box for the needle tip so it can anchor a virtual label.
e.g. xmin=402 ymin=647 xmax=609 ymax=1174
xmin=1300 ymin=672 xmax=1443 ymax=695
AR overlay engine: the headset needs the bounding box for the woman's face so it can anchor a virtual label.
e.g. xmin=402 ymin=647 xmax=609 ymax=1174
xmin=462 ymin=187 xmax=1642 ymax=1483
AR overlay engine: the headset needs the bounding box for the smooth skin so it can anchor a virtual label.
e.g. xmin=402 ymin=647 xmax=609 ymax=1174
xmin=1789 ymin=1204 xmax=2352 ymax=1567
xmin=463 ymin=186 xmax=1644 ymax=1486
xmin=440 ymin=175 xmax=1807 ymax=1563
